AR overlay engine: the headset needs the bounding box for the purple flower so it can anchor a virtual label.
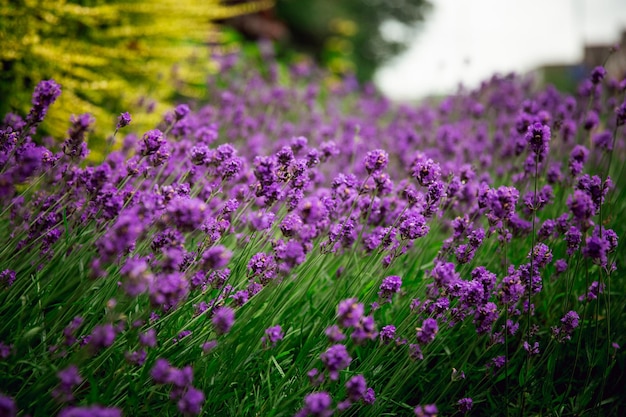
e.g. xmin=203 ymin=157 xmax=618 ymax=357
xmin=177 ymin=386 xmax=205 ymax=415
xmin=174 ymin=104 xmax=191 ymax=121
xmin=0 ymin=269 xmax=16 ymax=288
xmin=345 ymin=374 xmax=367 ymax=401
xmin=457 ymin=397 xmax=473 ymax=413
xmin=201 ymin=246 xmax=232 ymax=270
xmin=411 ymin=157 xmax=441 ymax=187
xmin=212 ymin=306 xmax=235 ymax=335
xmin=590 ymin=66 xmax=607 ymax=84
xmin=58 ymin=405 xmax=122 ymax=417
xmin=525 ymin=122 xmax=550 ymax=158
xmin=262 ymin=325 xmax=284 ymax=347
xmin=320 ymin=344 xmax=352 ymax=380
xmin=139 ymin=329 xmax=157 ymax=348
xmin=364 ymin=149 xmax=389 ymax=173
xmin=0 ymin=393 xmax=16 ymax=417
xmin=380 ymin=325 xmax=396 ymax=344
xmin=399 ymin=214 xmax=429 ymax=240
xmin=150 ymin=272 xmax=189 ymax=310
xmin=140 ymin=129 xmax=166 ymax=156
xmin=296 ymin=392 xmax=333 ymax=417
xmin=325 ymin=325 xmax=346 ymax=343
xmin=616 ymin=100 xmax=626 ymax=126
xmin=363 ymin=387 xmax=376 ymax=405
xmin=414 ymin=403 xmax=438 ymax=417
xmin=416 ymin=318 xmax=438 ymax=345
xmin=165 ymin=197 xmax=208 ymax=233
xmin=89 ymin=324 xmax=117 ymax=350
xmin=474 ymin=302 xmax=499 ymax=334
xmin=529 ymin=243 xmax=552 ymax=268
xmin=378 ymin=275 xmax=402 ymax=302
xmin=337 ymin=299 xmax=364 ymax=328
xmin=553 ymin=310 xmax=580 ymax=342
xmin=351 ymin=315 xmax=378 ymax=344
xmin=28 ymin=79 xmax=61 ymax=124
xmin=116 ymin=112 xmax=131 ymax=130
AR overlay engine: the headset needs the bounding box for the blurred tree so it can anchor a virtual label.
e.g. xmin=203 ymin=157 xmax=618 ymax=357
xmin=274 ymin=0 xmax=430 ymax=81
xmin=0 ymin=0 xmax=271 ymax=158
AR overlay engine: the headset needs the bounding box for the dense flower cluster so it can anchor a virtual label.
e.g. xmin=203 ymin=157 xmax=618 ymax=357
xmin=0 ymin=50 xmax=624 ymax=417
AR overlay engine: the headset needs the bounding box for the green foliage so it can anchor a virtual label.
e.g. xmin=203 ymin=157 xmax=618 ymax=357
xmin=275 ymin=0 xmax=430 ymax=81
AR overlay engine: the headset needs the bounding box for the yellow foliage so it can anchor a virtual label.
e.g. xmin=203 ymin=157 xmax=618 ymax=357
xmin=0 ymin=0 xmax=272 ymax=154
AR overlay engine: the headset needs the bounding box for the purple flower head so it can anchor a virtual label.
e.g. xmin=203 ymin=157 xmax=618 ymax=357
xmin=414 ymin=403 xmax=438 ymax=417
xmin=584 ymin=110 xmax=599 ymax=130
xmin=592 ymin=130 xmax=613 ymax=151
xmin=62 ymin=113 xmax=94 ymax=159
xmin=262 ymin=325 xmax=284 ymax=347
xmin=0 ymin=394 xmax=16 ymax=417
xmin=174 ymin=104 xmax=191 ymax=121
xmin=364 ymin=149 xmax=389 ymax=173
xmin=89 ymin=324 xmax=117 ymax=351
xmin=363 ymin=387 xmax=376 ymax=405
xmin=165 ymin=197 xmax=207 ymax=233
xmin=177 ymin=386 xmax=205 ymax=415
xmin=150 ymin=272 xmax=189 ymax=310
xmin=140 ymin=129 xmax=166 ymax=156
xmin=483 ymin=185 xmax=519 ymax=223
xmin=58 ymin=405 xmax=122 ymax=417
xmin=151 ymin=358 xmax=173 ymax=384
xmin=416 ymin=318 xmax=438 ymax=345
xmin=474 ymin=302 xmax=499 ymax=334
xmin=28 ymin=79 xmax=61 ymax=124
xmin=378 ymin=275 xmax=402 ymax=302
xmin=380 ymin=325 xmax=396 ymax=344
xmin=325 ymin=325 xmax=346 ymax=343
xmin=525 ymin=122 xmax=551 ymax=158
xmin=201 ymin=245 xmax=232 ymax=270
xmin=616 ymin=100 xmax=626 ymax=126
xmin=351 ymin=315 xmax=378 ymax=344
xmin=0 ymin=269 xmax=16 ymax=288
xmin=590 ymin=66 xmax=607 ymax=84
xmin=297 ymin=392 xmax=333 ymax=417
xmin=529 ymin=243 xmax=552 ymax=268
xmin=399 ymin=214 xmax=429 ymax=240
xmin=212 ymin=306 xmax=235 ymax=335
xmin=320 ymin=344 xmax=352 ymax=380
xmin=553 ymin=310 xmax=580 ymax=342
xmin=345 ymin=374 xmax=367 ymax=401
xmin=567 ymin=190 xmax=594 ymax=225
xmin=337 ymin=298 xmax=364 ymax=328
xmin=457 ymin=397 xmax=473 ymax=413
xmin=412 ymin=157 xmax=442 ymax=187
xmin=116 ymin=112 xmax=131 ymax=130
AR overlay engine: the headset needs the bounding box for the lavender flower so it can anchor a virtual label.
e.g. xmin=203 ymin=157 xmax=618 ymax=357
xmin=364 ymin=149 xmax=389 ymax=173
xmin=212 ymin=306 xmax=235 ymax=335
xmin=416 ymin=318 xmax=438 ymax=345
xmin=414 ymin=403 xmax=438 ymax=417
xmin=177 ymin=386 xmax=205 ymax=415
xmin=378 ymin=275 xmax=402 ymax=302
xmin=337 ymin=299 xmax=364 ymax=329
xmin=457 ymin=397 xmax=473 ymax=413
xmin=295 ymin=392 xmax=333 ymax=417
xmin=262 ymin=325 xmax=284 ymax=347
xmin=116 ymin=112 xmax=131 ymax=130
xmin=58 ymin=405 xmax=122 ymax=417
xmin=0 ymin=269 xmax=16 ymax=288
xmin=27 ymin=79 xmax=61 ymax=124
xmin=320 ymin=344 xmax=352 ymax=380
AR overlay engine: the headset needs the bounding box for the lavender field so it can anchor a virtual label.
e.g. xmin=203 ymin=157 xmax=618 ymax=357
xmin=0 ymin=51 xmax=624 ymax=416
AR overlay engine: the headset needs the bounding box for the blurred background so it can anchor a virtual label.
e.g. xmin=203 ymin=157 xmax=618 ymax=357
xmin=2 ymin=0 xmax=626 ymax=147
